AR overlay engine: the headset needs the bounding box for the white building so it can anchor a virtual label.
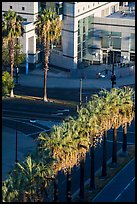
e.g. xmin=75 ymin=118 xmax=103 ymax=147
xmin=50 ymin=2 xmax=135 ymax=70
xmin=2 ymin=2 xmax=135 ymax=72
xmin=2 ymin=2 xmax=39 ymax=71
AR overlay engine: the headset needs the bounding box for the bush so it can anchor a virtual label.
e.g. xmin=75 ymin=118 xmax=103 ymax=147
xmin=2 ymin=71 xmax=14 ymax=96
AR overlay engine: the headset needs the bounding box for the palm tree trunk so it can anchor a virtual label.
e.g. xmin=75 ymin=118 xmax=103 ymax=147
xmin=10 ymin=39 xmax=14 ymax=97
xmin=111 ymin=127 xmax=118 ymax=167
xmin=66 ymin=168 xmax=71 ymax=202
xmin=79 ymin=156 xmax=85 ymax=201
xmin=101 ymin=130 xmax=107 ymax=177
xmin=53 ymin=174 xmax=58 ymax=202
xmin=90 ymin=137 xmax=95 ymax=190
xmin=122 ymin=123 xmax=128 ymax=156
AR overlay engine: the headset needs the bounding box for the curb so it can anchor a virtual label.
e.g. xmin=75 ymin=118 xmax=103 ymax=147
xmin=14 ymin=95 xmax=77 ymax=106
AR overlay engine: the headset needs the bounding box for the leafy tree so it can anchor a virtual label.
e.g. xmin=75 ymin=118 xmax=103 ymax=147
xmin=2 ymin=71 xmax=14 ymax=96
xmin=2 ymin=40 xmax=25 ymax=71
xmin=2 ymin=9 xmax=24 ymax=97
xmin=34 ymin=8 xmax=62 ymax=102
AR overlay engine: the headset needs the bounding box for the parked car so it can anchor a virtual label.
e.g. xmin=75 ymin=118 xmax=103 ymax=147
xmin=96 ymin=72 xmax=105 ymax=79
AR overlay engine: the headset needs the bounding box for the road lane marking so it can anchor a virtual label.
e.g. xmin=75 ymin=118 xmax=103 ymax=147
xmin=26 ymin=129 xmax=50 ymax=137
xmin=92 ymin=158 xmax=134 ymax=202
xmin=109 ymin=129 xmax=135 ymax=134
xmin=107 ymin=140 xmax=134 ymax=145
xmin=3 ymin=117 xmax=47 ymax=131
xmin=57 ymin=109 xmax=69 ymax=112
xmin=114 ymin=176 xmax=135 ymax=201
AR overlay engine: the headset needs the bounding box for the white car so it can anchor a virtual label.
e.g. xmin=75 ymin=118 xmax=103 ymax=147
xmin=96 ymin=73 xmax=105 ymax=79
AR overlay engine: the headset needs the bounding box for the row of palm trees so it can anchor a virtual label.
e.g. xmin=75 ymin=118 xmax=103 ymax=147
xmin=2 ymin=8 xmax=62 ymax=101
xmin=2 ymin=86 xmax=135 ymax=202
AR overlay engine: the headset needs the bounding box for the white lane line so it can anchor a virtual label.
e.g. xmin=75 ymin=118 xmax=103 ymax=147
xmin=92 ymin=158 xmax=134 ymax=202
xmin=114 ymin=176 xmax=135 ymax=201
xmin=26 ymin=129 xmax=50 ymax=137
xmin=57 ymin=109 xmax=69 ymax=112
xmin=132 ymin=177 xmax=135 ymax=182
xmin=51 ymin=113 xmax=63 ymax=116
xmin=114 ymin=193 xmax=121 ymax=201
xmin=109 ymin=129 xmax=135 ymax=134
xmin=3 ymin=117 xmax=47 ymax=131
xmin=107 ymin=140 xmax=134 ymax=145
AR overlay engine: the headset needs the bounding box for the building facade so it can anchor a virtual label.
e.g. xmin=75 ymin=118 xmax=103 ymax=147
xmin=2 ymin=2 xmax=135 ymax=71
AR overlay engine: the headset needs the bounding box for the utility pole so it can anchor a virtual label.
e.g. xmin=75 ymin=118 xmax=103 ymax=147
xmin=79 ymin=78 xmax=83 ymax=108
xmin=15 ymin=125 xmax=18 ymax=163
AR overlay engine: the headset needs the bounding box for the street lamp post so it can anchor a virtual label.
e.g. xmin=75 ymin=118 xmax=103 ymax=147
xmin=15 ymin=66 xmax=19 ymax=84
xmin=79 ymin=78 xmax=83 ymax=108
xmin=110 ymin=51 xmax=116 ymax=88
xmin=108 ymin=34 xmax=116 ymax=88
xmin=15 ymin=125 xmax=18 ymax=163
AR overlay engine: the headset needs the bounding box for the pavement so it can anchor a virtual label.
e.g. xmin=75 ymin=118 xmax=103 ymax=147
xmin=2 ymin=127 xmax=37 ymax=181
xmin=16 ymin=63 xmax=135 ymax=89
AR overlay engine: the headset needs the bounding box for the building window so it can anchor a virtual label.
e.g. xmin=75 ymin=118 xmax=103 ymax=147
xmin=78 ymin=9 xmax=80 ymax=13
xmin=88 ymin=5 xmax=90 ymax=9
xmin=83 ymin=7 xmax=85 ymax=11
xmin=22 ymin=7 xmax=25 ymax=10
xmin=93 ymin=3 xmax=94 ymax=7
xmin=10 ymin=6 xmax=12 ymax=9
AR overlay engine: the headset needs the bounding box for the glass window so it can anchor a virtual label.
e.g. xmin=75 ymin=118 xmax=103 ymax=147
xmin=10 ymin=6 xmax=12 ymax=9
xmin=101 ymin=37 xmax=109 ymax=48
xmin=130 ymin=33 xmax=135 ymax=51
xmin=112 ymin=38 xmax=121 ymax=49
xmin=22 ymin=7 xmax=25 ymax=10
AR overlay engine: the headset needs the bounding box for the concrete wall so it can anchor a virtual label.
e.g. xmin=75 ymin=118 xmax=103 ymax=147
xmin=2 ymin=2 xmax=39 ymax=22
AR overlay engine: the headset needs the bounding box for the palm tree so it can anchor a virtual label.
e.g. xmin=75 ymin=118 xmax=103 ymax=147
xmin=122 ymin=123 xmax=128 ymax=156
xmin=109 ymin=88 xmax=123 ymax=167
xmin=101 ymin=130 xmax=107 ymax=177
xmin=98 ymin=89 xmax=114 ymax=177
xmin=66 ymin=167 xmax=72 ymax=202
xmin=76 ymin=107 xmax=91 ymax=200
xmin=2 ymin=10 xmax=24 ymax=97
xmin=119 ymin=86 xmax=135 ymax=156
xmin=34 ymin=9 xmax=62 ymax=102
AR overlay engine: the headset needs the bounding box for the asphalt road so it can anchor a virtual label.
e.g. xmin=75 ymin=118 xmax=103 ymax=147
xmin=92 ymin=158 xmax=135 ymax=202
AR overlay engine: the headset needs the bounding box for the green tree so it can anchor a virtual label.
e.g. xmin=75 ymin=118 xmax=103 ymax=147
xmin=2 ymin=39 xmax=25 ymax=71
xmin=2 ymin=71 xmax=14 ymax=96
xmin=2 ymin=9 xmax=24 ymax=97
xmin=34 ymin=8 xmax=62 ymax=102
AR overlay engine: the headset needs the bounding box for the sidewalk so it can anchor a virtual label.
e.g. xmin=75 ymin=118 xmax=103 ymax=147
xmin=2 ymin=127 xmax=37 ymax=181
xmin=17 ymin=64 xmax=135 ymax=89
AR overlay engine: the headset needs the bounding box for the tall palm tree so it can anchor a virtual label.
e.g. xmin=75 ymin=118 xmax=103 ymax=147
xmin=66 ymin=167 xmax=72 ymax=202
xmin=35 ymin=9 xmax=62 ymax=102
xmin=119 ymin=86 xmax=135 ymax=156
xmin=2 ymin=10 xmax=24 ymax=97
xmin=98 ymin=89 xmax=113 ymax=177
xmin=122 ymin=123 xmax=128 ymax=156
xmin=101 ymin=130 xmax=107 ymax=177
xmin=76 ymin=107 xmax=91 ymax=201
xmin=109 ymin=88 xmax=123 ymax=167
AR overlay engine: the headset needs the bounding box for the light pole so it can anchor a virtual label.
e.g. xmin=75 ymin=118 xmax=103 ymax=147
xmin=108 ymin=33 xmax=116 ymax=88
xmin=15 ymin=124 xmax=18 ymax=163
xmin=15 ymin=66 xmax=19 ymax=84
xmin=79 ymin=78 xmax=83 ymax=108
